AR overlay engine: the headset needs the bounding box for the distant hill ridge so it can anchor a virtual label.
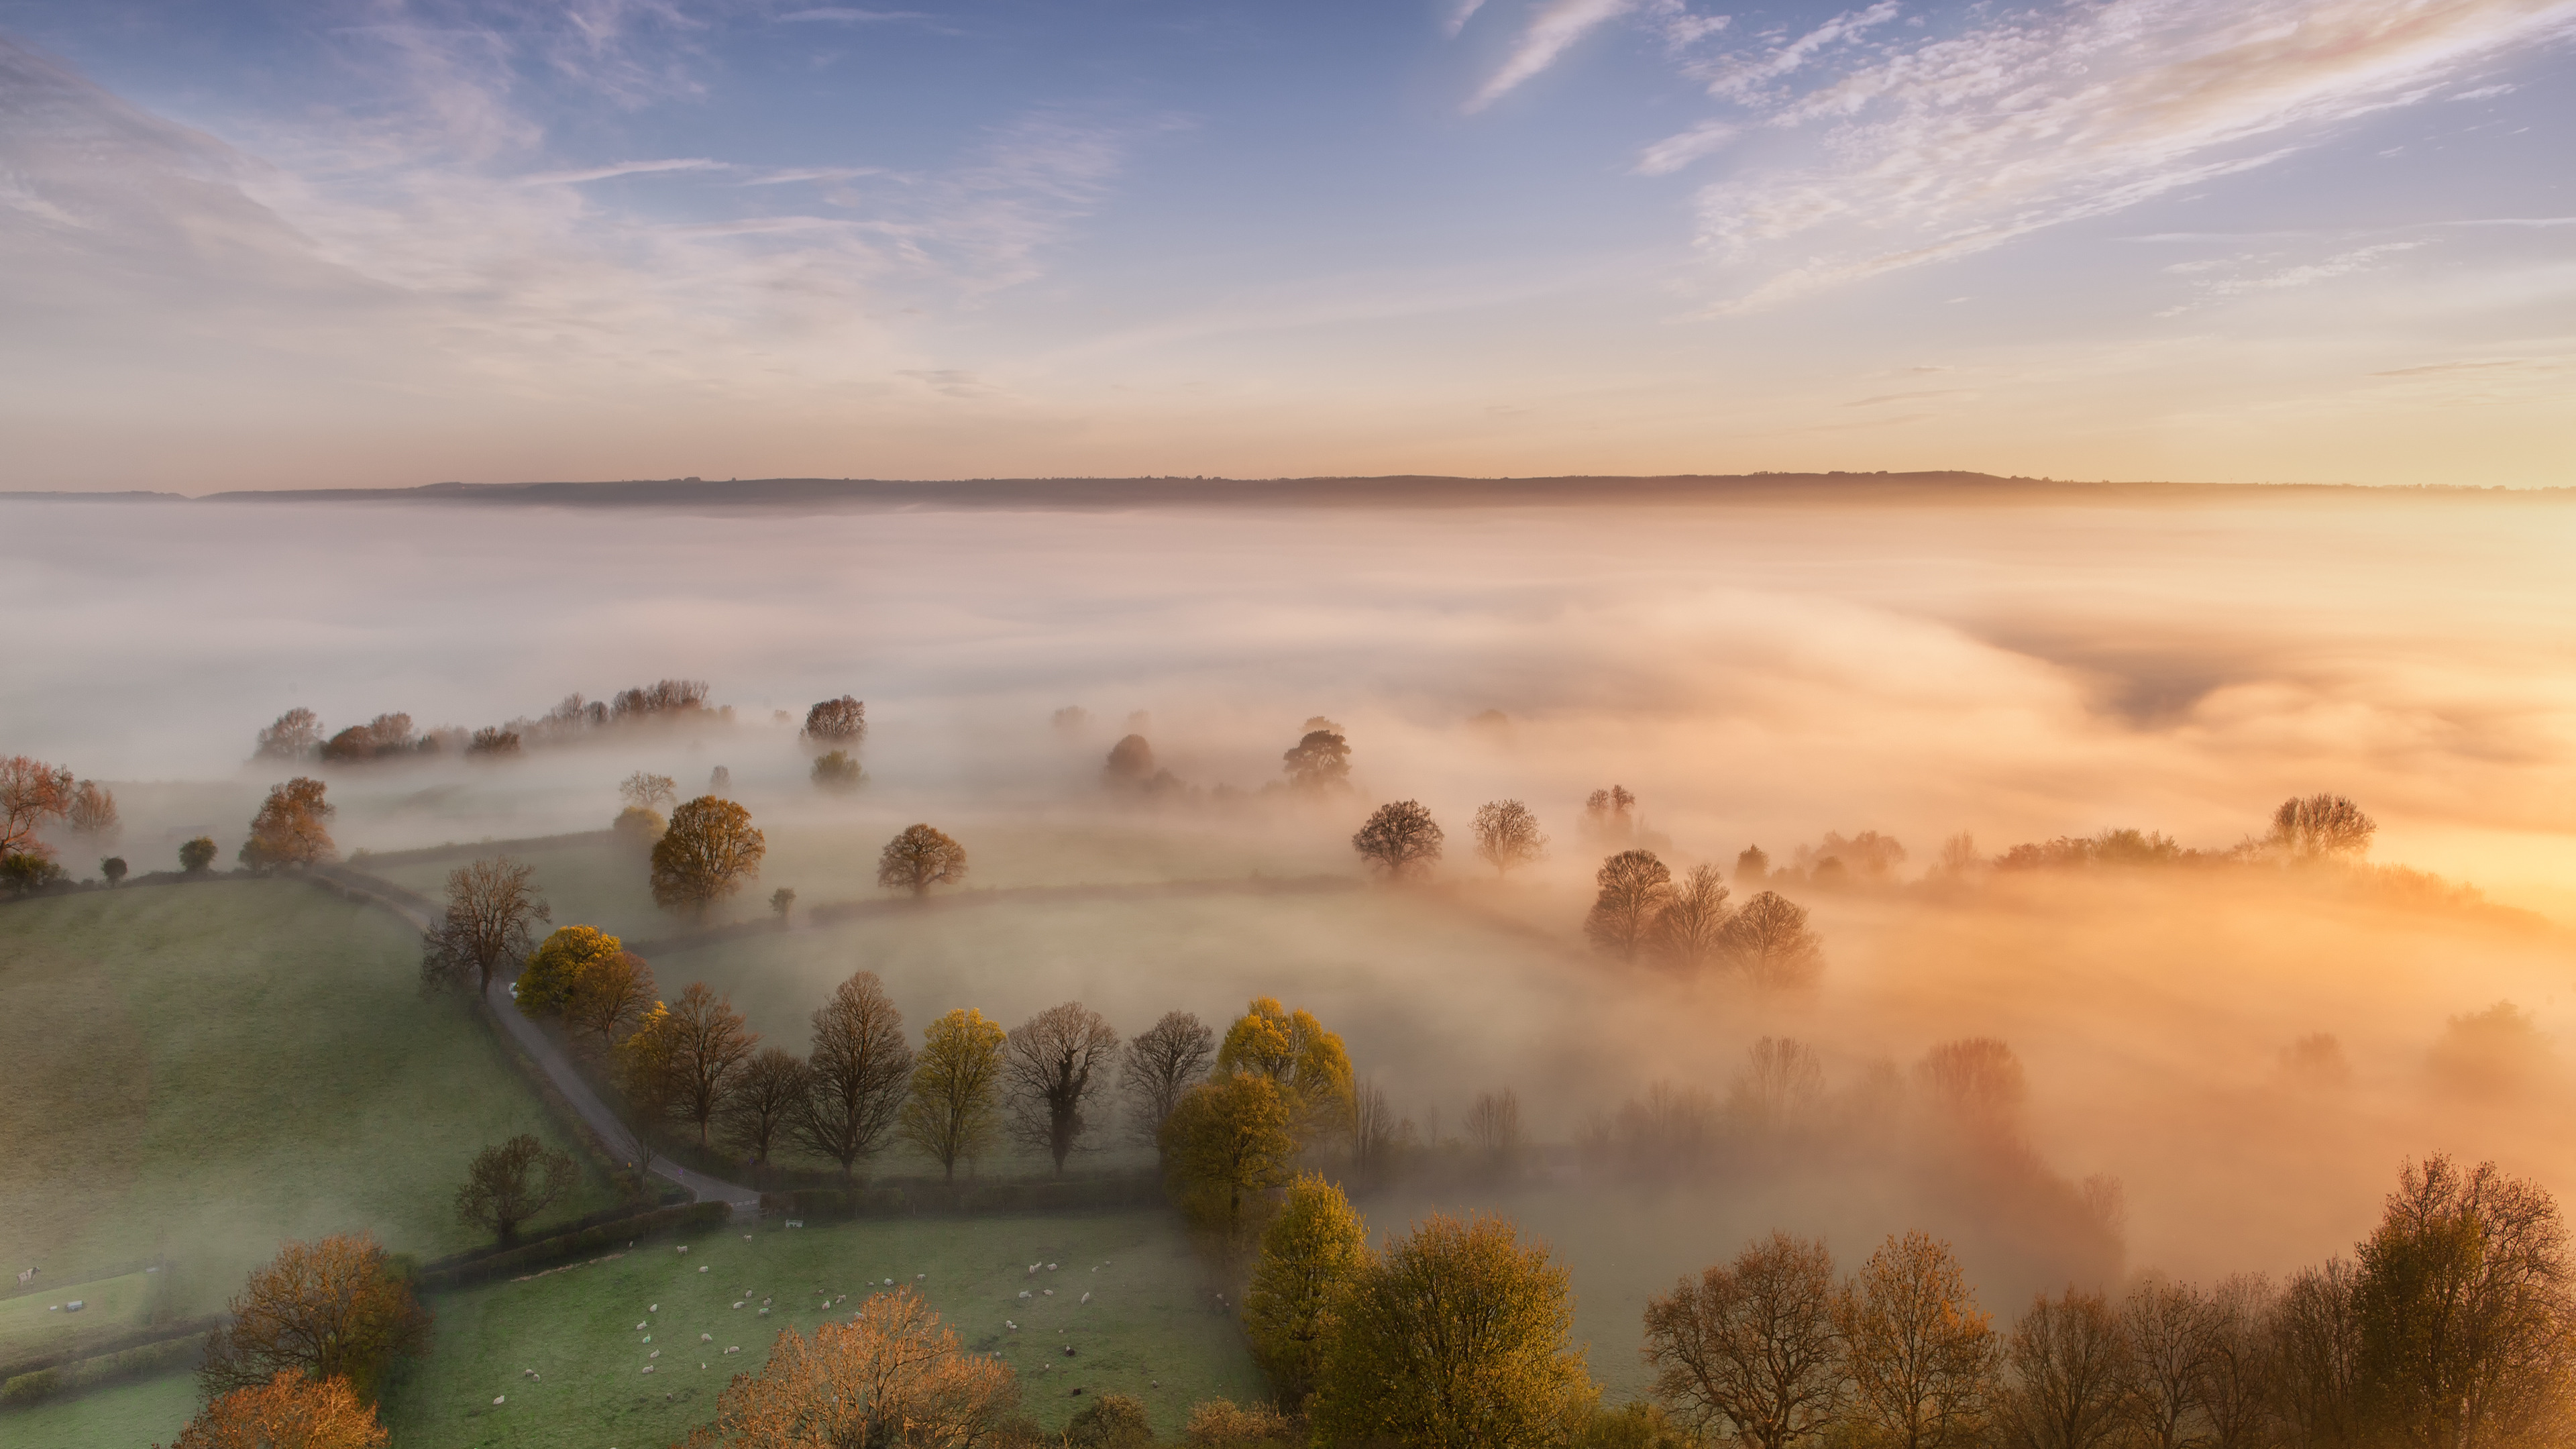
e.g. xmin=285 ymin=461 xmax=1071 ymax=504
xmin=4 ymin=474 xmax=2561 ymax=510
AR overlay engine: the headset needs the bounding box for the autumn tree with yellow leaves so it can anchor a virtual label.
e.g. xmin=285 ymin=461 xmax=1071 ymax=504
xmin=899 ymin=1008 xmax=1007 ymax=1183
xmin=166 ymin=1371 xmax=388 ymax=1449
xmin=681 ymin=1287 xmax=1016 ymax=1449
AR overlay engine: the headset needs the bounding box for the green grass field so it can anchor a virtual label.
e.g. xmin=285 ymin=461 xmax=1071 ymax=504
xmin=380 ymin=1210 xmax=1262 ymax=1447
xmin=0 ymin=1372 xmax=199 ymax=1449
xmin=0 ymin=880 xmax=618 ymax=1365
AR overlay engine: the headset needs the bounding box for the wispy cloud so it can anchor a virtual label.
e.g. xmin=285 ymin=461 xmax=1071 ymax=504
xmin=1648 ymin=0 xmax=2576 ymax=309
xmin=1633 ymin=119 xmax=1735 ymax=176
xmin=1468 ymin=0 xmax=1635 ymax=111
xmin=517 ymin=157 xmax=718 ymax=184
xmin=1446 ymin=0 xmax=1491 ymax=38
xmin=775 ymin=7 xmax=932 ymax=21
xmin=2157 ymin=241 xmax=2425 ymax=313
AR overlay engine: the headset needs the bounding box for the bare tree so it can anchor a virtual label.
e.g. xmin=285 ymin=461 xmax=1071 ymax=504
xmin=721 ymin=1048 xmax=812 ymax=1175
xmin=1656 ymin=863 xmax=1733 ymax=969
xmin=66 ymin=780 xmax=118 ymax=839
xmin=801 ymin=695 xmax=866 ymax=749
xmin=2267 ymin=794 xmax=2375 ymax=861
xmin=1645 ymin=1232 xmax=1843 ymax=1449
xmin=1727 ymin=1036 xmax=1824 ymax=1134
xmin=1917 ymin=1038 xmax=2028 ymax=1127
xmin=453 ymin=1135 xmax=577 ymax=1246
xmin=2002 ymin=1287 xmax=2130 ymax=1449
xmin=877 ymin=822 xmax=967 ymax=898
xmin=1120 ymin=1010 xmax=1215 ymax=1159
xmin=620 ymin=772 xmax=678 ymax=812
xmin=2272 ymin=1260 xmax=2360 ymax=1448
xmin=2197 ymin=1276 xmax=2280 ymax=1449
xmin=419 ymin=857 xmax=550 ymax=996
xmin=1003 ymin=1002 xmax=1122 ymax=1174
xmin=1585 ymin=849 xmax=1672 ymax=959
xmin=1471 ymin=800 xmax=1548 ymax=876
xmin=1837 ymin=1231 xmax=2002 ymax=1449
xmin=1464 ymin=1088 xmax=1523 ymax=1162
xmin=2121 ymin=1278 xmax=2217 ymax=1449
xmin=769 ymin=886 xmax=796 ymax=924
xmin=794 ymin=971 xmax=914 ymax=1180
xmin=1722 ymin=891 xmax=1823 ymax=987
xmin=1584 ymin=785 xmax=1638 ymax=844
xmin=665 ymin=983 xmax=759 ymax=1148
xmin=1350 ymin=1078 xmax=1399 ymax=1184
xmin=255 ymin=708 xmax=325 ymax=760
xmin=1352 ymin=800 xmax=1444 ymax=881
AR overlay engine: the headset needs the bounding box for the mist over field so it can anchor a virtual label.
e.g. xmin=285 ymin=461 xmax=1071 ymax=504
xmin=9 ymin=488 xmax=2576 ymax=1362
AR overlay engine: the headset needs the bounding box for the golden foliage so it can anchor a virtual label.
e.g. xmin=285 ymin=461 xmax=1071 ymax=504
xmin=1159 ymin=1071 xmax=1297 ymax=1238
xmin=650 ymin=796 xmax=766 ymax=916
xmin=684 ymin=1287 xmax=1016 ymax=1449
xmin=166 ymin=1371 xmax=388 ymax=1449
xmin=1243 ymin=1172 xmax=1371 ymax=1408
xmin=899 ymin=1008 xmax=1007 ymax=1183
xmin=240 ymin=777 xmax=335 ymax=870
xmin=514 ymin=924 xmax=623 ymax=1018
xmin=1214 ymin=996 xmax=1354 ymax=1140
xmin=1311 ymin=1212 xmax=1596 ymax=1449
xmin=199 ymin=1234 xmax=430 ymax=1405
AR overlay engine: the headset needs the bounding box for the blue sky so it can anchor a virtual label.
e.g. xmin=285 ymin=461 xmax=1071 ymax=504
xmin=2 ymin=0 xmax=2570 ymax=487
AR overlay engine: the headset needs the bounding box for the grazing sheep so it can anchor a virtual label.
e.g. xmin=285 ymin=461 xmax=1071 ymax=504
xmin=698 ymin=1265 xmax=710 ymax=1273
xmin=701 ymin=1333 xmax=712 ymax=1342
xmin=1042 ymin=1289 xmax=1054 ymax=1297
xmin=642 ymin=1366 xmax=655 ymax=1375
xmin=492 ymin=1395 xmax=505 ymax=1405
xmin=724 ymin=1346 xmax=741 ymax=1354
xmin=1019 ymin=1291 xmax=1031 ymax=1299
xmin=1006 ymin=1321 xmax=1017 ymax=1330
xmin=678 ymin=1245 xmax=689 ymax=1255
xmin=649 ymin=1351 xmax=661 ymax=1360
xmin=635 ymin=1322 xmax=647 ymax=1330
xmin=1079 ymin=1292 xmax=1090 ymax=1305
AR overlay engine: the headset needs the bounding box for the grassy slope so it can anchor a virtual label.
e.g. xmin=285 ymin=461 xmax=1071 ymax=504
xmin=382 ymin=1211 xmax=1261 ymax=1447
xmin=0 ymin=1374 xmax=198 ymax=1449
xmin=0 ymin=880 xmax=617 ymax=1366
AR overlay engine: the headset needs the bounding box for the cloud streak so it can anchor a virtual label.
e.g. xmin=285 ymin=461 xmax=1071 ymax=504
xmin=1652 ymin=0 xmax=2576 ymax=309
xmin=1468 ymin=0 xmax=1635 ymax=111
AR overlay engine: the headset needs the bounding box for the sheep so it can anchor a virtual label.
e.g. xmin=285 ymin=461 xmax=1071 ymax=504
xmin=649 ymin=1304 xmax=658 ymax=1312
xmin=677 ymin=1245 xmax=690 ymax=1255
xmin=701 ymin=1333 xmax=713 ymax=1342
xmin=635 ymin=1322 xmax=648 ymax=1331
xmin=1079 ymin=1292 xmax=1090 ymax=1305
xmin=492 ymin=1395 xmax=506 ymax=1405
xmin=698 ymin=1265 xmax=710 ymax=1273
xmin=1019 ymin=1291 xmax=1032 ymax=1299
xmin=642 ymin=1365 xmax=655 ymax=1375
xmin=1042 ymin=1289 xmax=1054 ymax=1297
xmin=649 ymin=1350 xmax=661 ymax=1360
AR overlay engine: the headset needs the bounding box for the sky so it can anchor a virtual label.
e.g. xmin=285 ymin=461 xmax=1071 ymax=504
xmin=1 ymin=0 xmax=2571 ymax=489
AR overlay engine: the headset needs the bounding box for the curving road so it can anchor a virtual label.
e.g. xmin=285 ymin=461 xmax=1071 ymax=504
xmin=314 ymin=865 xmax=759 ymax=1213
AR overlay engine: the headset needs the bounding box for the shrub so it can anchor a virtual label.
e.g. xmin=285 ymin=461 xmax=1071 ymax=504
xmin=0 ymin=1368 xmax=60 ymax=1405
xmin=1065 ymin=1393 xmax=1154 ymax=1449
xmin=1 ymin=851 xmax=66 ymax=897
xmin=179 ymin=836 xmax=219 ymax=873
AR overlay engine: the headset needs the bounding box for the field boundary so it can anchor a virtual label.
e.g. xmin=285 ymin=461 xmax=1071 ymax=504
xmin=347 ymin=831 xmax=615 ymax=869
xmin=0 ymin=1313 xmax=222 ymax=1388
xmin=626 ymin=873 xmax=1361 ymax=956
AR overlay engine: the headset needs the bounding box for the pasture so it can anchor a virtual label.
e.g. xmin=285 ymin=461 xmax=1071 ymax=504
xmin=380 ymin=1209 xmax=1263 ymax=1446
xmin=0 ymin=880 xmax=617 ymax=1363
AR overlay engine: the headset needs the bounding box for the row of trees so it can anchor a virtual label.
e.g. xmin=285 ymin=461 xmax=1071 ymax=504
xmin=1640 ymin=1153 xmax=2571 ymax=1449
xmin=251 ymin=681 xmax=719 ymax=765
xmin=476 ymin=871 xmax=1344 ymax=1191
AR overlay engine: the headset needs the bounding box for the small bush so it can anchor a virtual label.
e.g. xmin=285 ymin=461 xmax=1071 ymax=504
xmin=1184 ymin=1400 xmax=1297 ymax=1448
xmin=1066 ymin=1393 xmax=1154 ymax=1449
